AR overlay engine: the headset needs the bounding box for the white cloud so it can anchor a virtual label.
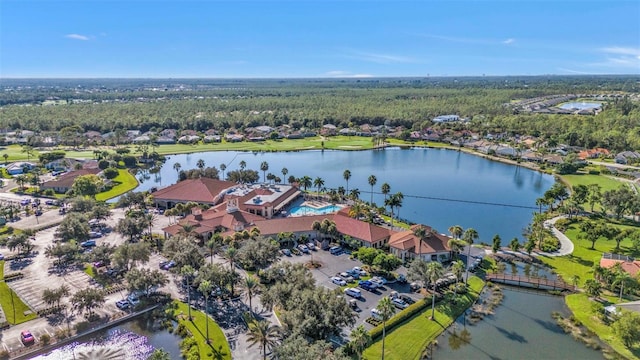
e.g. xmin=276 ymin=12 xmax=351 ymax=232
xmin=65 ymin=34 xmax=90 ymax=41
xmin=345 ymin=50 xmax=416 ymax=64
xmin=325 ymin=70 xmax=373 ymax=78
xmin=420 ymin=33 xmax=515 ymax=46
xmin=590 ymin=46 xmax=640 ymax=69
xmin=503 ymin=38 xmax=516 ymax=45
xmin=600 ymin=46 xmax=640 ymax=57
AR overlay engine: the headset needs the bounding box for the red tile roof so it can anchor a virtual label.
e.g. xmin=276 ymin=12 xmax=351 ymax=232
xmin=153 ymin=178 xmax=236 ymax=204
xmin=164 ymin=205 xmax=264 ymax=236
xmin=389 ymin=225 xmax=451 ymax=254
xmin=600 ymin=259 xmax=640 ymax=277
xmin=42 ymin=168 xmax=102 ymax=190
xmin=332 ymin=210 xmax=392 ymax=244
xmin=253 ymin=215 xmax=329 ymax=236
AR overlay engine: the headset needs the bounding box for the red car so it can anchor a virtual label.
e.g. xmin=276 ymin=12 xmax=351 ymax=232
xmin=20 ymin=330 xmax=34 ymax=345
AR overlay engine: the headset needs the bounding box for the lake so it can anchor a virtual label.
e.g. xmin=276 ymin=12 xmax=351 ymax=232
xmin=434 ymin=287 xmax=603 ymax=360
xmin=135 ymin=147 xmax=555 ymax=242
xmin=559 ymin=102 xmax=602 ymax=110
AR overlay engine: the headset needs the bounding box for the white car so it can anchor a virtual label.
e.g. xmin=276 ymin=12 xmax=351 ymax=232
xmin=392 ymin=298 xmax=409 ymax=309
xmin=369 ymin=277 xmax=385 ymax=287
xmin=352 ymin=266 xmax=367 ymax=276
xmin=297 ymin=244 xmax=309 ymax=253
xmin=339 ymin=272 xmax=355 ymax=283
xmin=331 ymin=276 xmax=347 ymax=286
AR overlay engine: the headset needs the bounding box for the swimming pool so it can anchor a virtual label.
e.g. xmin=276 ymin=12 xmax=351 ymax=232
xmin=288 ymin=204 xmax=342 ymax=216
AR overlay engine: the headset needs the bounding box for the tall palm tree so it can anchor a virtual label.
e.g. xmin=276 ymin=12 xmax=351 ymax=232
xmin=239 ymin=160 xmax=247 ymax=170
xmin=393 ymin=192 xmax=404 ymax=220
xmin=2 ymin=153 xmax=8 ymax=165
xmin=220 ymin=163 xmax=227 ymax=180
xmin=343 ymin=169 xmax=351 ymax=193
xmin=299 ymin=175 xmax=312 ymax=192
xmin=198 ymin=280 xmax=213 ymax=343
xmin=377 ymin=297 xmax=396 ymax=360
xmin=349 ymin=188 xmax=360 ymax=201
xmin=281 ymin=167 xmax=288 ymax=180
xmin=462 ymin=228 xmax=479 ymax=284
xmin=206 ymin=234 xmax=223 ymax=264
xmin=313 ymin=177 xmax=325 ymax=195
xmin=613 ymin=270 xmax=632 ymax=301
xmin=172 ymin=162 xmax=181 ymax=174
xmin=312 ymin=220 xmax=321 ymax=241
xmin=426 ymin=262 xmax=445 ymax=319
xmin=246 ymin=318 xmax=281 ymax=360
xmin=260 ymin=161 xmax=269 ymax=183
xmin=180 ymin=265 xmax=195 ymax=320
xmin=385 ymin=195 xmax=400 ymax=227
xmin=451 ymin=260 xmax=465 ymax=297
xmin=349 ymin=324 xmax=371 ymax=360
xmin=381 ymin=183 xmax=391 ymax=203
xmin=368 ymin=175 xmax=377 ymax=205
xmin=413 ymin=225 xmax=427 ymax=259
xmin=196 ymin=159 xmax=205 ymax=169
xmin=225 ymin=247 xmax=239 ymax=296
xmin=448 ymin=225 xmax=463 ymax=239
xmin=243 ymin=276 xmax=261 ymax=314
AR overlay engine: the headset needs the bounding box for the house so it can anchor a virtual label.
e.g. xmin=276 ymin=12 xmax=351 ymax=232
xmin=433 ymin=115 xmax=460 ymax=123
xmin=203 ymin=135 xmax=221 ymax=143
xmin=6 ymin=162 xmax=35 ymax=175
xmin=255 ymin=126 xmax=274 ymax=134
xmin=156 ymin=136 xmax=177 ymax=144
xmin=44 ymin=158 xmax=83 ymax=172
xmin=578 ymin=148 xmax=610 ymax=160
xmin=225 ymin=134 xmax=244 ymax=142
xmin=321 ymin=124 xmax=337 ymax=136
xmin=152 ymin=178 xmax=237 ymax=209
xmin=600 ymin=253 xmax=640 ymax=277
xmin=163 ymin=199 xmax=265 ymax=240
xmin=178 ymin=135 xmax=200 ymax=143
xmin=224 ymin=183 xmax=301 ymax=219
xmin=615 ymin=151 xmax=640 ymax=165
xmin=388 ymin=225 xmax=451 ymax=263
xmin=41 ymin=168 xmax=102 ymax=193
xmin=331 ymin=208 xmax=392 ymax=249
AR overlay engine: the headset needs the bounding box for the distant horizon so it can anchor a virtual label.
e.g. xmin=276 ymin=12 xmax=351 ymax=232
xmin=2 ymin=1 xmax=638 ymax=78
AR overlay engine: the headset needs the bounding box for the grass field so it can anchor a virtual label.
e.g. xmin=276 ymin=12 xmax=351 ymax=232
xmin=0 ymin=260 xmax=37 ymax=325
xmin=539 ymin=223 xmax=640 ymax=287
xmin=173 ymin=301 xmax=231 ymax=359
xmin=566 ymin=293 xmax=640 ymax=360
xmin=363 ymin=276 xmax=484 ymax=360
xmin=561 ymin=174 xmax=628 ymax=193
xmin=95 ymin=169 xmax=138 ymax=201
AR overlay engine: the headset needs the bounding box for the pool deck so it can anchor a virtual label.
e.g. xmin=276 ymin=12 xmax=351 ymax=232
xmin=285 ymin=200 xmax=344 ymax=217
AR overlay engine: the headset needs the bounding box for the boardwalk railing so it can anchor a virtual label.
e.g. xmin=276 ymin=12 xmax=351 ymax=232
xmin=486 ymin=273 xmax=574 ymax=292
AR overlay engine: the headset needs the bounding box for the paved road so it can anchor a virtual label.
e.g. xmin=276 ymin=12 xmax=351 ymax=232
xmin=540 ymin=215 xmax=574 ymax=257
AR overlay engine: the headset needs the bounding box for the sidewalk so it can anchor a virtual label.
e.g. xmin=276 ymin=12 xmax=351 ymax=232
xmin=539 ymin=215 xmax=574 ymax=257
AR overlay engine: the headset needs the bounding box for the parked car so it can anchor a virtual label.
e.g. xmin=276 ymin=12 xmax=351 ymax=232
xmin=352 ymin=266 xmax=367 ymax=276
xmin=331 ymin=276 xmax=347 ymax=286
xmin=358 ymin=280 xmax=376 ymax=292
xmin=80 ymin=240 xmax=96 ymax=248
xmin=297 ymin=244 xmax=309 ymax=254
xmin=392 ymin=298 xmax=409 ymax=309
xmin=20 ymin=199 xmax=30 ymax=206
xmin=89 ymin=231 xmax=103 ymax=239
xmin=346 ymin=270 xmax=360 ymax=280
xmin=369 ymin=277 xmax=385 ymax=288
xmin=397 ymin=274 xmax=407 ymax=283
xmin=349 ymin=299 xmax=359 ymax=310
xmin=329 ymin=246 xmax=342 ymax=255
xmin=116 ymin=299 xmax=130 ymax=310
xmin=20 ymin=330 xmax=35 ymax=345
xmin=339 ymin=272 xmax=354 ymax=283
xmin=306 ymin=242 xmax=316 ymax=251
xmin=161 ymin=260 xmax=176 ymax=270
xmin=92 ymin=261 xmax=105 ymax=268
xmin=45 ymin=199 xmax=57 ymax=206
xmin=127 ymin=294 xmax=140 ymax=307
xmin=400 ymin=294 xmax=415 ymax=305
xmin=344 ymin=287 xmax=362 ymax=299
xmin=281 ymin=249 xmax=292 ymax=256
xmin=34 ymin=209 xmax=43 ymax=216
xmin=370 ymin=308 xmax=383 ymax=321
xmin=0 ymin=254 xmax=4 ymax=260
xmin=410 ymin=282 xmax=421 ymax=292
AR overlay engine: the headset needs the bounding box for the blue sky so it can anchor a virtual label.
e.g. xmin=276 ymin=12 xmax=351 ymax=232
xmin=1 ymin=1 xmax=639 ymax=78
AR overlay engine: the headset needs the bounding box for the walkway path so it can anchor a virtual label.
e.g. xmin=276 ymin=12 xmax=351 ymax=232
xmin=540 ymin=215 xmax=574 ymax=257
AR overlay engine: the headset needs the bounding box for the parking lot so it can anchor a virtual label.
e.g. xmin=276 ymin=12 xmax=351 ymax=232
xmin=284 ymin=246 xmax=422 ymax=334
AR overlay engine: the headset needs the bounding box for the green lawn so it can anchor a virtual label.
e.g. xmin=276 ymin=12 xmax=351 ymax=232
xmin=540 ymin=223 xmax=639 ymax=287
xmin=363 ymin=276 xmax=484 ymax=360
xmin=566 ymin=293 xmax=640 ymax=360
xmin=173 ymin=301 xmax=231 ymax=359
xmin=0 ymin=260 xmax=37 ymax=325
xmin=561 ymin=174 xmax=628 ymax=193
xmin=95 ymin=169 xmax=138 ymax=201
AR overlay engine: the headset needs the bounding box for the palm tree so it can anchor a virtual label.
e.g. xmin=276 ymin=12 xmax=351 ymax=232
xmin=451 ymin=260 xmax=465 ymax=297
xmin=299 ymin=175 xmax=312 ymax=191
xmin=260 ymin=161 xmax=269 ymax=183
xmin=206 ymin=234 xmax=223 ymax=264
xmin=313 ymin=177 xmax=325 ymax=195
xmin=368 ymin=175 xmax=377 ymax=204
xmin=180 ymin=265 xmax=195 ymax=320
xmin=239 ymin=160 xmax=247 ymax=170
xmin=281 ymin=167 xmax=288 ymax=180
xmin=584 ymin=279 xmax=602 ymax=299
xmin=448 ymin=225 xmax=463 ymax=239
xmin=413 ymin=225 xmax=427 ymax=259
xmin=198 ymin=280 xmax=213 ymax=343
xmin=349 ymin=188 xmax=360 ymax=201
xmin=312 ymin=220 xmax=321 ymax=241
xmin=613 ymin=271 xmax=632 ymax=301
xmin=377 ymin=297 xmax=396 ymax=360
xmin=426 ymin=261 xmax=444 ymax=319
xmin=246 ymin=318 xmax=281 ymax=360
xmin=196 ymin=159 xmax=205 ymax=169
xmin=172 ymin=162 xmax=181 ymax=174
xmin=384 ymin=195 xmax=400 ymax=227
xmin=343 ymin=169 xmax=351 ymax=193
xmin=225 ymin=247 xmax=238 ymax=296
xmin=242 ymin=276 xmax=260 ymax=314
xmin=220 ymin=163 xmax=227 ymax=180
xmin=381 ymin=183 xmax=391 ymax=203
xmin=349 ymin=324 xmax=371 ymax=360
xmin=570 ymin=274 xmax=580 ymax=291
xmin=2 ymin=153 xmax=8 ymax=165
xmin=393 ymin=192 xmax=404 ymax=219
xmin=462 ymin=228 xmax=479 ymax=284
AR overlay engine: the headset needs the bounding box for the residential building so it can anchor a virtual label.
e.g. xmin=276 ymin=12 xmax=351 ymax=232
xmin=600 ymin=253 xmax=640 ymax=277
xmin=388 ymin=225 xmax=451 ymax=263
xmin=41 ymin=168 xmax=102 ymax=193
xmin=152 ymin=178 xmax=237 ymax=208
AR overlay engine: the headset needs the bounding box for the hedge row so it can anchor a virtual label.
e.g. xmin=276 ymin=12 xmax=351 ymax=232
xmin=369 ymin=295 xmax=434 ymax=341
xmin=3 ymin=272 xmax=24 ymax=282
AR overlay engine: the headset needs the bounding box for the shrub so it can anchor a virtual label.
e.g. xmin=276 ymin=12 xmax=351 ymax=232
xmin=539 ymin=236 xmax=560 ymax=252
xmin=102 ymin=167 xmax=119 ymax=179
xmin=0 ymin=349 xmax=9 ymax=360
xmin=174 ymin=322 xmax=189 ymax=338
xmin=369 ymin=297 xmax=430 ymax=340
xmin=40 ymin=333 xmax=51 ymax=345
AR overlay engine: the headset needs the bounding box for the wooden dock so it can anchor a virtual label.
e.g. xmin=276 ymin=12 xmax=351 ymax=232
xmin=486 ymin=273 xmax=574 ymax=292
